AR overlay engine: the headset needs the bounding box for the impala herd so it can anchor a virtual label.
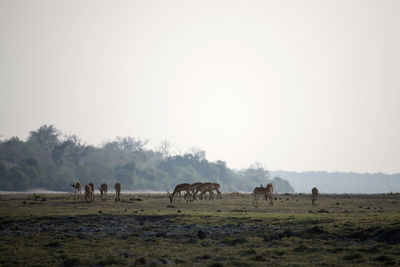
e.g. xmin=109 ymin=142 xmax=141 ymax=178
xmin=71 ymin=182 xmax=123 ymax=202
xmin=71 ymin=181 xmax=320 ymax=207
xmin=167 ymin=182 xmax=222 ymax=203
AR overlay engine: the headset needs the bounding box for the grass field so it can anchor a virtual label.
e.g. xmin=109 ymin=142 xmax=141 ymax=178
xmin=1 ymin=192 xmax=400 ymax=266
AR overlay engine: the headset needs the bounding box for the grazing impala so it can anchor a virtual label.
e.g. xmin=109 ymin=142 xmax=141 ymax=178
xmin=88 ymin=182 xmax=95 ymax=194
xmin=189 ymin=182 xmax=204 ymax=200
xmin=212 ymin=183 xmax=222 ymax=200
xmin=197 ymin=182 xmax=221 ymax=200
xmin=311 ymin=187 xmax=319 ymax=207
xmin=168 ymin=183 xmax=191 ymax=202
xmin=115 ymin=182 xmax=122 ymax=202
xmin=98 ymin=183 xmax=108 ymax=201
xmin=71 ymin=182 xmax=82 ymax=199
xmin=84 ymin=184 xmax=93 ymax=202
xmin=197 ymin=182 xmax=213 ymax=200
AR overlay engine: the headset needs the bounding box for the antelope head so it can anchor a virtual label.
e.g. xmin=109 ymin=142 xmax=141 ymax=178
xmin=167 ymin=190 xmax=173 ymax=203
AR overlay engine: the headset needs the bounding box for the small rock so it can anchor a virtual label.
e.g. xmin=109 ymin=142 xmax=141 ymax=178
xmin=149 ymin=258 xmax=172 ymax=265
xmin=318 ymin=209 xmax=330 ymax=213
xmin=252 ymin=255 xmax=267 ymax=262
xmin=135 ymin=257 xmax=146 ymax=265
xmin=46 ymin=241 xmax=61 ymax=248
xmin=197 ymin=230 xmax=206 ymax=239
xmin=159 ymin=258 xmax=172 ymax=264
xmin=231 ymin=237 xmax=248 ymax=245
xmin=195 ymin=254 xmax=211 ymax=260
xmin=307 ymin=226 xmax=326 ymax=234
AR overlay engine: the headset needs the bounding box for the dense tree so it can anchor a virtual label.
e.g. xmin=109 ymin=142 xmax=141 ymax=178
xmin=0 ymin=125 xmax=295 ymax=192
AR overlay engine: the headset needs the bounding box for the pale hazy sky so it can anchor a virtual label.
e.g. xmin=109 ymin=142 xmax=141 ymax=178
xmin=1 ymin=0 xmax=399 ymax=173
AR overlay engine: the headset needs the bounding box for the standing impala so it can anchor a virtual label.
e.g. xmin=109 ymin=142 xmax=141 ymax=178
xmin=253 ymin=183 xmax=274 ymax=205
xmin=253 ymin=185 xmax=266 ymax=205
xmin=84 ymin=184 xmax=93 ymax=202
xmin=311 ymin=187 xmax=319 ymax=207
xmin=115 ymin=182 xmax=122 ymax=202
xmin=71 ymin=182 xmax=82 ymax=199
xmin=98 ymin=183 xmax=108 ymax=201
xmin=266 ymin=183 xmax=274 ymax=205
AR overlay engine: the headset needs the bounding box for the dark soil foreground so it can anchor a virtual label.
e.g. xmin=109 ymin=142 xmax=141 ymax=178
xmin=0 ymin=193 xmax=400 ymax=266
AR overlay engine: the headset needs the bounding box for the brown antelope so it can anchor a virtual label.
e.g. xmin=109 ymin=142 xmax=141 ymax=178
xmin=84 ymin=184 xmax=93 ymax=202
xmin=71 ymin=182 xmax=82 ymax=199
xmin=88 ymin=182 xmax=95 ymax=196
xmin=311 ymin=187 xmax=319 ymax=207
xmin=198 ymin=182 xmax=222 ymax=200
xmin=115 ymin=182 xmax=122 ymax=202
xmin=253 ymin=183 xmax=273 ymax=205
xmin=189 ymin=182 xmax=204 ymax=200
xmin=197 ymin=182 xmax=213 ymax=200
xmin=266 ymin=183 xmax=274 ymax=205
xmin=98 ymin=183 xmax=108 ymax=201
xmin=212 ymin=183 xmax=222 ymax=200
xmin=253 ymin=185 xmax=266 ymax=205
xmin=168 ymin=183 xmax=191 ymax=202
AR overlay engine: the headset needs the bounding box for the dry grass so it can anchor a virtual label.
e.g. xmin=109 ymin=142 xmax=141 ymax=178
xmin=0 ymin=192 xmax=400 ymax=266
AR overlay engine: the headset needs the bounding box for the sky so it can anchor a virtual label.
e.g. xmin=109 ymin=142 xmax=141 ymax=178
xmin=1 ymin=0 xmax=399 ymax=173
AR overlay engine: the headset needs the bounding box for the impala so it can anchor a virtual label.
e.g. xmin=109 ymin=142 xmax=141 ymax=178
xmin=189 ymin=182 xmax=204 ymax=200
xmin=98 ymin=183 xmax=108 ymax=201
xmin=71 ymin=182 xmax=82 ymax=199
xmin=115 ymin=182 xmax=122 ymax=202
xmin=311 ymin=187 xmax=319 ymax=207
xmin=253 ymin=183 xmax=273 ymax=205
xmin=84 ymin=184 xmax=93 ymax=202
xmin=266 ymin=183 xmax=274 ymax=205
xmin=212 ymin=183 xmax=222 ymax=200
xmin=168 ymin=183 xmax=191 ymax=202
xmin=198 ymin=182 xmax=221 ymax=200
xmin=253 ymin=185 xmax=266 ymax=205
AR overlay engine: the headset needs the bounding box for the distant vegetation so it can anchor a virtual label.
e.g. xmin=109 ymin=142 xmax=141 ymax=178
xmin=270 ymin=170 xmax=400 ymax=194
xmin=0 ymin=125 xmax=294 ymax=193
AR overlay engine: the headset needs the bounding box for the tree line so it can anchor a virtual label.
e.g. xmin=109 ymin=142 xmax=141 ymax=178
xmin=0 ymin=125 xmax=294 ymax=193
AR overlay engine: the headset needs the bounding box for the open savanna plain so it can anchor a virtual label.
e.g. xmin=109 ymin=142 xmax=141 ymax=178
xmin=1 ymin=192 xmax=400 ymax=266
